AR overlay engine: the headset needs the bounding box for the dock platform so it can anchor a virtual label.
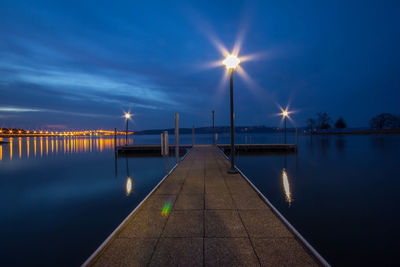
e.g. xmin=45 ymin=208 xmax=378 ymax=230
xmin=117 ymin=143 xmax=296 ymax=156
xmin=85 ymin=146 xmax=326 ymax=266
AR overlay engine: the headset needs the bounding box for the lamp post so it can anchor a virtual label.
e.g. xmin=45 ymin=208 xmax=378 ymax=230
xmin=281 ymin=110 xmax=289 ymax=144
xmin=124 ymin=113 xmax=131 ymax=145
xmin=223 ymin=55 xmax=240 ymax=174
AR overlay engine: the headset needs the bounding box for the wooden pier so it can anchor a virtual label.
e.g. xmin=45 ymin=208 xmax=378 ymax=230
xmin=85 ymin=146 xmax=327 ymax=266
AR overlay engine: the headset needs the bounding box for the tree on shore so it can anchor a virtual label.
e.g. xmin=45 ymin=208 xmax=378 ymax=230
xmin=317 ymin=112 xmax=332 ymax=130
xmin=306 ymin=118 xmax=316 ymax=132
xmin=370 ymin=113 xmax=400 ymax=129
xmin=334 ymin=117 xmax=347 ymax=129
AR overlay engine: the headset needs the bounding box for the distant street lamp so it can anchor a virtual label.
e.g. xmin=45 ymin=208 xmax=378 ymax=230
xmin=223 ymin=54 xmax=240 ymax=174
xmin=124 ymin=113 xmax=131 ymax=145
xmin=281 ymin=109 xmax=289 ymax=144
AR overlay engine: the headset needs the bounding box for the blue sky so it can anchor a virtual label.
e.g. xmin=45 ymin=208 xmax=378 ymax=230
xmin=1 ymin=0 xmax=399 ymax=130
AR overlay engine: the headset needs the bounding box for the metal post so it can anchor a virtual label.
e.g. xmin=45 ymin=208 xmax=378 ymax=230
xmin=175 ymin=113 xmax=179 ymax=163
xmin=192 ymin=125 xmax=195 ymax=146
xmin=125 ymin=119 xmax=128 ymax=145
xmin=212 ymin=110 xmax=215 ymax=145
xmin=284 ymin=116 xmax=287 ymax=144
xmin=228 ymin=69 xmax=237 ymax=173
xmin=296 ymin=127 xmax=298 ymax=148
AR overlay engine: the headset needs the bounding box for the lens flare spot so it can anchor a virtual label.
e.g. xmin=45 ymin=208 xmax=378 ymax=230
xmin=161 ymin=201 xmax=172 ymax=217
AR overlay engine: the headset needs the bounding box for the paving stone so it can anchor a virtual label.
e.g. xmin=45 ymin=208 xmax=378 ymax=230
xmin=205 ymin=238 xmax=260 ymax=266
xmin=205 ymin=183 xmax=229 ymax=194
xmin=155 ymin=181 xmax=182 ymax=195
xmin=162 ymin=210 xmax=204 ymax=237
xmin=231 ymin=192 xmax=268 ymax=210
xmin=142 ymin=195 xmax=176 ymax=211
xmin=149 ymin=238 xmax=203 ymax=267
xmin=92 ymin=238 xmax=157 ymax=267
xmin=239 ymin=210 xmax=293 ymax=238
xmin=225 ymin=179 xmax=255 ymax=195
xmin=119 ymin=210 xmax=168 ymax=238
xmin=252 ymin=238 xmax=318 ymax=266
xmin=205 ymin=210 xmax=247 ymax=237
xmin=205 ymin=194 xmax=235 ymax=209
xmin=174 ymin=194 xmax=204 ymax=210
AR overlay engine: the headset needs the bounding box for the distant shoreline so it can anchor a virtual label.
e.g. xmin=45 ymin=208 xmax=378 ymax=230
xmin=306 ymin=128 xmax=400 ymax=136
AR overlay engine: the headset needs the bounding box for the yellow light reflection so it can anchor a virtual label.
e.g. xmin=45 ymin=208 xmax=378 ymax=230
xmin=9 ymin=138 xmax=13 ymax=160
xmin=18 ymin=137 xmax=22 ymax=158
xmin=34 ymin=137 xmax=37 ymax=157
xmin=40 ymin=137 xmax=43 ymax=157
xmin=46 ymin=137 xmax=48 ymax=156
xmin=126 ymin=177 xmax=133 ymax=196
xmin=282 ymin=169 xmax=292 ymax=204
xmin=27 ymin=137 xmax=30 ymax=158
xmin=0 ymin=145 xmax=2 ymax=160
xmin=18 ymin=137 xmax=22 ymax=159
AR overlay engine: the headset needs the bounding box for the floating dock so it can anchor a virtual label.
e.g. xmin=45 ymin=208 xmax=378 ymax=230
xmin=117 ymin=143 xmax=296 ymax=156
xmin=84 ymin=145 xmax=328 ymax=266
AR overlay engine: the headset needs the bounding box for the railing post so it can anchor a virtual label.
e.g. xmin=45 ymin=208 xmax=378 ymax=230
xmin=192 ymin=125 xmax=195 ymax=146
xmin=175 ymin=113 xmax=179 ymax=163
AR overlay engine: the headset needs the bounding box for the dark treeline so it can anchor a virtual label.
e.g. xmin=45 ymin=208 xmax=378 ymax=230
xmin=306 ymin=112 xmax=400 ymax=132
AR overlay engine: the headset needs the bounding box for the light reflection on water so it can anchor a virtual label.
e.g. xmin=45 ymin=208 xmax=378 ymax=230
xmin=0 ymin=135 xmax=177 ymax=266
xmin=0 ymin=136 xmax=128 ymax=161
xmin=235 ymin=134 xmax=400 ymax=266
xmin=281 ymin=168 xmax=292 ymax=205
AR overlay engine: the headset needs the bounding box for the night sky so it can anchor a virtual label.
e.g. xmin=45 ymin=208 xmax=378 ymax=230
xmin=1 ymin=0 xmax=399 ymax=130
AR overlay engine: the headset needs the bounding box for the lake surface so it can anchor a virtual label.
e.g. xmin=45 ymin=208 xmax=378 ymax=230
xmin=0 ymin=136 xmax=177 ymax=266
xmin=0 ymin=133 xmax=399 ymax=266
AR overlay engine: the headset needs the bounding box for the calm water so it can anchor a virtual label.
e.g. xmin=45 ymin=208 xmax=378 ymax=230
xmin=0 ymin=136 xmax=177 ymax=266
xmin=235 ymin=134 xmax=400 ymax=266
xmin=1 ymin=133 xmax=399 ymax=266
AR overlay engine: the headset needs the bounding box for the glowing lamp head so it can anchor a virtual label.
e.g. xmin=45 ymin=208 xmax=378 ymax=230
xmin=223 ymin=55 xmax=240 ymax=70
xmin=124 ymin=113 xmax=131 ymax=119
xmin=282 ymin=111 xmax=288 ymax=117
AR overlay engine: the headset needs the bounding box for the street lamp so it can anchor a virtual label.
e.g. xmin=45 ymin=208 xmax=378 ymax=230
xmin=124 ymin=112 xmax=131 ymax=145
xmin=223 ymin=54 xmax=240 ymax=174
xmin=281 ymin=109 xmax=289 ymax=144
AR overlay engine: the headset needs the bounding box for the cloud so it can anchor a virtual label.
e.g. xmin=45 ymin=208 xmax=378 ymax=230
xmin=0 ymin=106 xmax=41 ymax=112
xmin=0 ymin=105 xmax=114 ymax=118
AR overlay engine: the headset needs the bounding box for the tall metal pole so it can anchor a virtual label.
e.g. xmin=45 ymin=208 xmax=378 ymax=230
xmin=125 ymin=119 xmax=128 ymax=145
xmin=212 ymin=110 xmax=215 ymax=145
xmin=284 ymin=116 xmax=287 ymax=144
xmin=228 ymin=69 xmax=237 ymax=173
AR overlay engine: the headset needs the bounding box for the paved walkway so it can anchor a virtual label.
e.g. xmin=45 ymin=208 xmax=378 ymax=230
xmin=87 ymin=146 xmax=319 ymax=266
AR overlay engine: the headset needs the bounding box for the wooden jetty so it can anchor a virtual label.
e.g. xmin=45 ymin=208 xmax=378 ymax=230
xmin=84 ymin=145 xmax=328 ymax=266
